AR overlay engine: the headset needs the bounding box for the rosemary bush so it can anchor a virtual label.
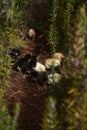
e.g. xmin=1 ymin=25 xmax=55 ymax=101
xmin=0 ymin=89 xmax=20 ymax=130
xmin=42 ymin=96 xmax=59 ymax=130
xmin=46 ymin=1 xmax=87 ymax=130
xmin=48 ymin=0 xmax=58 ymax=56
xmin=0 ymin=0 xmax=27 ymax=88
xmin=0 ymin=1 xmax=23 ymax=129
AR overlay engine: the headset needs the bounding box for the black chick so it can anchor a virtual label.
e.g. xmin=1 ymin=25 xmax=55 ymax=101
xmin=21 ymin=55 xmax=37 ymax=74
xmin=12 ymin=54 xmax=31 ymax=71
xmin=9 ymin=48 xmax=21 ymax=62
xmin=21 ymin=55 xmax=47 ymax=85
xmin=32 ymin=71 xmax=48 ymax=85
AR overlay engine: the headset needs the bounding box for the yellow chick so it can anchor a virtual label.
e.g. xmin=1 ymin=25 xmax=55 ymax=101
xmin=45 ymin=52 xmax=64 ymax=69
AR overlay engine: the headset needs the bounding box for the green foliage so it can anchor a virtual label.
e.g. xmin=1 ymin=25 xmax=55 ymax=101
xmin=56 ymin=0 xmax=74 ymax=54
xmin=81 ymin=80 xmax=87 ymax=130
xmin=46 ymin=1 xmax=87 ymax=130
xmin=42 ymin=96 xmax=59 ymax=130
xmin=8 ymin=28 xmax=26 ymax=49
xmin=6 ymin=0 xmax=21 ymax=26
xmin=15 ymin=0 xmax=29 ymax=7
xmin=84 ymin=4 xmax=87 ymax=55
xmin=0 ymin=0 xmax=27 ymax=88
xmin=0 ymin=89 xmax=20 ymax=130
xmin=6 ymin=0 xmax=29 ymax=27
xmin=63 ymin=4 xmax=87 ymax=130
xmin=0 ymin=38 xmax=11 ymax=88
xmin=0 ymin=2 xmax=23 ymax=130
xmin=62 ymin=2 xmax=73 ymax=36
xmin=48 ymin=0 xmax=58 ymax=56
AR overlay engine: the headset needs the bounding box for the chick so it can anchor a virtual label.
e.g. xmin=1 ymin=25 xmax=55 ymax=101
xmin=9 ymin=48 xmax=21 ymax=62
xmin=28 ymin=29 xmax=36 ymax=41
xmin=21 ymin=55 xmax=47 ymax=85
xmin=47 ymin=73 xmax=61 ymax=84
xmin=45 ymin=52 xmax=64 ymax=69
xmin=12 ymin=54 xmax=31 ymax=71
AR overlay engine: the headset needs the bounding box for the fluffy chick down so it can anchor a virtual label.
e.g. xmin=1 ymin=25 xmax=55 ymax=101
xmin=48 ymin=73 xmax=61 ymax=84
